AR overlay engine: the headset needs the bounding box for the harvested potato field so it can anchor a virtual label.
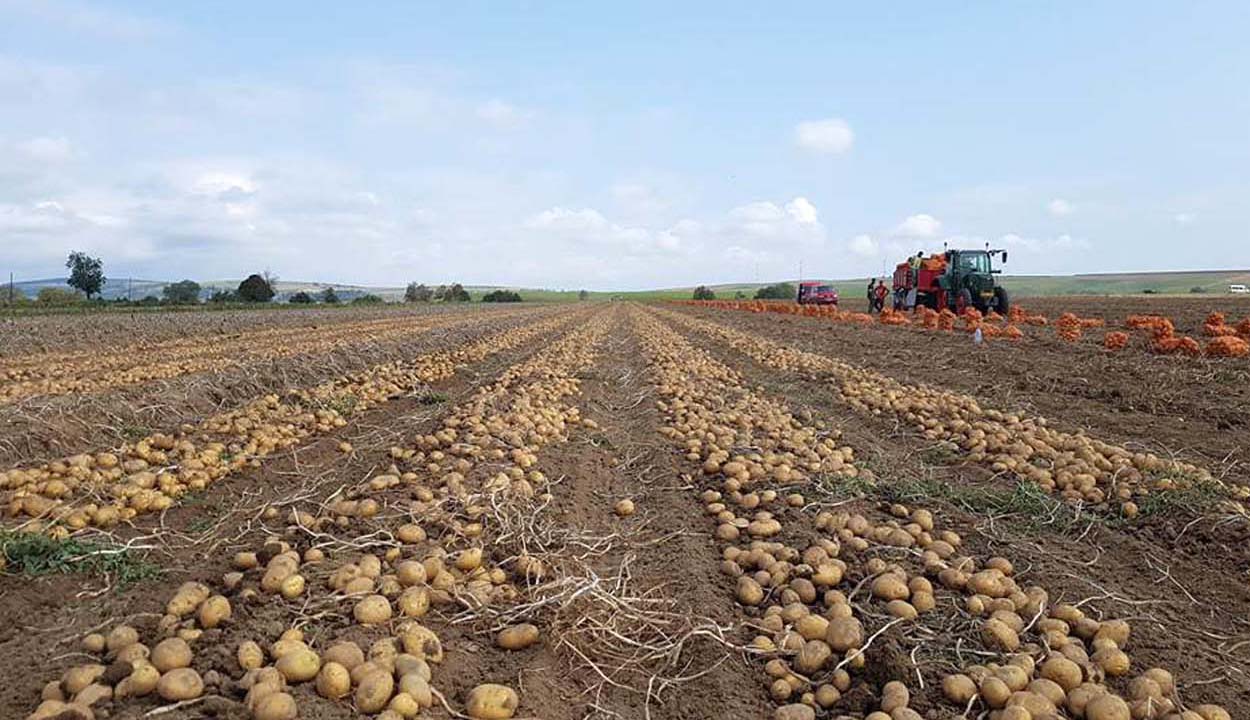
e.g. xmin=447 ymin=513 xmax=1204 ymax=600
xmin=4 ymin=300 xmax=1248 ymax=720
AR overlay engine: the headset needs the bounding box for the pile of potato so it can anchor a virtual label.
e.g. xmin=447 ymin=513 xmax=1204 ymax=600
xmin=633 ymin=307 xmax=1231 ymax=720
xmin=0 ymin=308 xmax=528 ymax=405
xmin=1 ymin=313 xmax=573 ymax=532
xmin=661 ymin=308 xmax=1246 ymax=514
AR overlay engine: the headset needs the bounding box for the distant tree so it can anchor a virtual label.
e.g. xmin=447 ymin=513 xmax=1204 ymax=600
xmin=237 ymin=274 xmax=275 ymax=302
xmin=137 ymin=295 xmax=161 ymax=307
xmin=320 ymin=287 xmax=340 ymax=304
xmin=162 ymin=279 xmax=201 ymax=304
xmin=405 ymin=282 xmax=433 ymax=302
xmin=1189 ymin=286 xmax=1207 ymax=294
xmin=692 ymin=285 xmax=716 ymax=301
xmin=38 ymin=287 xmax=83 ymax=305
xmin=208 ymin=288 xmax=237 ymax=303
xmin=482 ymin=289 xmax=522 ymax=303
xmin=443 ymin=283 xmax=471 ymax=302
xmin=289 ymin=291 xmax=314 ymax=304
xmin=578 ymin=289 xmax=590 ymax=301
xmin=734 ymin=291 xmax=746 ymax=299
xmin=1142 ymin=288 xmax=1158 ymax=295
xmin=66 ymin=251 xmax=105 ymax=299
xmin=754 ymin=282 xmax=796 ymax=300
xmin=351 ymin=293 xmax=384 ymax=305
xmin=433 ymin=284 xmax=448 ymax=301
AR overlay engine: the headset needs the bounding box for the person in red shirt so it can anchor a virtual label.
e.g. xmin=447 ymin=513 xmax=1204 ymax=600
xmin=873 ymin=279 xmax=888 ymax=312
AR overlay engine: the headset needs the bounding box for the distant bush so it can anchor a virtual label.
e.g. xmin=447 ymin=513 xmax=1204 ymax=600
xmin=1189 ymin=286 xmax=1207 ymax=294
xmin=405 ymin=282 xmax=432 ymax=302
xmin=351 ymin=294 xmax=384 ymax=305
xmin=754 ymin=282 xmax=796 ymax=300
xmin=1142 ymin=288 xmax=1158 ymax=294
xmin=438 ymin=283 xmax=471 ymax=302
xmin=37 ymin=287 xmax=84 ymax=306
xmin=136 ymin=295 xmax=161 ymax=307
xmin=162 ymin=279 xmax=201 ymax=304
xmin=482 ymin=289 xmax=522 ymax=303
xmin=692 ymin=285 xmax=716 ymax=300
xmin=238 ymin=274 xmax=275 ymax=302
xmin=208 ymin=289 xmax=238 ymax=303
xmin=289 ymin=291 xmax=314 ymax=304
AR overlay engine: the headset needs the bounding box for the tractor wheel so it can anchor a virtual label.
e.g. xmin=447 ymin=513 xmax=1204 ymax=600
xmin=994 ymin=286 xmax=1011 ymax=315
xmin=956 ymin=289 xmax=973 ymax=315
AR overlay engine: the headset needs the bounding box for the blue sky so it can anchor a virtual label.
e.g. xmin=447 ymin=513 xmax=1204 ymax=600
xmin=1 ymin=1 xmax=1247 ymax=290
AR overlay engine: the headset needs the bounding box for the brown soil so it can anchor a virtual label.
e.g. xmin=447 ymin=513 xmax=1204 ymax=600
xmin=4 ymin=301 xmax=1248 ymax=720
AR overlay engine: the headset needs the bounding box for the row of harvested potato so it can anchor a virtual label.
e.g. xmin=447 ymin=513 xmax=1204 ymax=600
xmin=631 ymin=306 xmax=1230 ymax=720
xmin=0 ymin=308 xmax=530 ymax=404
xmin=659 ymin=307 xmax=1247 ymax=515
xmin=27 ymin=309 xmax=614 ymax=720
xmin=2 ymin=311 xmax=577 ymax=532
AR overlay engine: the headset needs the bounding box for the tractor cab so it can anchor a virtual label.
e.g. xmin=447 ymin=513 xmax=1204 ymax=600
xmin=892 ymin=247 xmax=1010 ymax=314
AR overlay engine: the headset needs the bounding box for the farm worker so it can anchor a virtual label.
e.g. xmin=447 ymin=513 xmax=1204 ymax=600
xmin=909 ymin=251 xmax=923 ymax=284
xmin=873 ymin=279 xmax=888 ymax=311
xmin=866 ymin=278 xmax=877 ymax=312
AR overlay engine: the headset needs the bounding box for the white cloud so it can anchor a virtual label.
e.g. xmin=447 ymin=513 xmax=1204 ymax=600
xmin=476 ymin=99 xmax=533 ymax=128
xmin=848 ymin=234 xmax=878 ymax=257
xmin=894 ymin=213 xmax=941 ymax=238
xmin=996 ymin=232 xmax=1090 ymax=252
xmin=1047 ymin=198 xmax=1073 ymax=216
xmin=16 ymin=136 xmax=73 ymax=162
xmin=2 ymin=0 xmax=173 ymax=40
xmin=785 ymin=196 xmax=819 ymax=225
xmin=524 ymin=206 xmax=609 ymax=232
xmin=1174 ymin=213 xmax=1195 ymax=224
xmin=794 ymin=117 xmax=854 ymax=155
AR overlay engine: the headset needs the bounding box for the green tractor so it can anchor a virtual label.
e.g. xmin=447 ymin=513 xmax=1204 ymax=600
xmin=892 ymin=247 xmax=1011 ymax=314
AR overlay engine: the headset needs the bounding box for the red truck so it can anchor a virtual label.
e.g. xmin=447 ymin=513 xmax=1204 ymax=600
xmin=796 ymin=281 xmax=839 ymax=306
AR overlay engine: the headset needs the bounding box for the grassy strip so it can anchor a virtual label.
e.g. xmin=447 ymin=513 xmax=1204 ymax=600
xmin=0 ymin=531 xmax=161 ymax=588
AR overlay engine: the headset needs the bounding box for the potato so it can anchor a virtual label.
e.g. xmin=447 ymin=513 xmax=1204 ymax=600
xmin=496 ymin=624 xmax=540 ymax=651
xmin=942 ymin=674 xmax=976 ymax=704
xmin=774 ymin=704 xmax=816 ymax=720
xmin=1192 ymin=706 xmax=1232 ymax=720
xmin=466 ymin=683 xmax=520 ymax=719
xmin=795 ymin=639 xmax=832 ymax=674
xmin=737 ymin=576 xmax=764 ymax=605
xmin=880 ymin=680 xmax=909 ymax=712
xmin=197 ymin=595 xmax=231 ymax=629
xmin=394 ymin=655 xmax=431 ymax=682
xmin=323 ymin=641 xmax=365 ymax=669
xmin=118 ymin=662 xmax=161 ymax=698
xmin=397 ymin=587 xmax=430 ymax=618
xmin=389 ymin=692 xmax=421 ymax=718
xmin=614 ymin=498 xmax=635 ymax=517
xmin=399 ymin=624 xmax=444 ymax=662
xmin=253 ymin=691 xmax=298 ymax=720
xmin=871 ymin=574 xmax=910 ymax=601
xmin=279 ymin=574 xmax=306 ymax=599
xmin=276 ymin=647 xmax=321 ymax=682
xmin=825 ymin=617 xmax=863 ymax=652
xmin=355 ymin=670 xmax=395 ymax=713
xmin=166 ymin=581 xmax=211 ymax=617
xmin=396 ymin=524 xmax=426 ymax=543
xmin=980 ymin=677 xmax=1011 ymax=709
xmin=1040 ymin=655 xmax=1082 ymax=691
xmin=396 ymin=561 xmax=427 ymax=586
xmin=238 ymin=641 xmax=265 ymax=671
xmin=81 ymin=634 xmax=106 ymax=654
xmin=156 ymin=668 xmax=204 ymax=701
xmin=106 ymin=625 xmax=139 ymax=653
xmin=74 ymin=683 xmax=112 ymax=707
xmin=150 ymin=638 xmax=193 ymax=673
xmin=1092 ymin=647 xmax=1130 ymax=676
xmin=455 ymin=547 xmax=483 ymax=572
xmin=398 ymin=673 xmax=434 ymax=708
xmin=1085 ymin=693 xmax=1131 ymax=720
xmin=316 ymin=662 xmax=351 ymax=699
xmin=355 ymin=594 xmax=394 ymax=625
xmin=982 ymin=618 xmax=1020 ymax=652
xmin=62 ymin=665 xmax=106 ymax=695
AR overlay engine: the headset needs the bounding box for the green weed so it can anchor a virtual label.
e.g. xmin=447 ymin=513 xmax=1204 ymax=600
xmin=0 ymin=531 xmax=161 ymax=588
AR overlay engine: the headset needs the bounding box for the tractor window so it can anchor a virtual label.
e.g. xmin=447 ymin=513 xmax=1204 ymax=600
xmin=958 ymin=253 xmax=990 ymax=273
xmin=815 ymin=285 xmax=832 ymax=293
